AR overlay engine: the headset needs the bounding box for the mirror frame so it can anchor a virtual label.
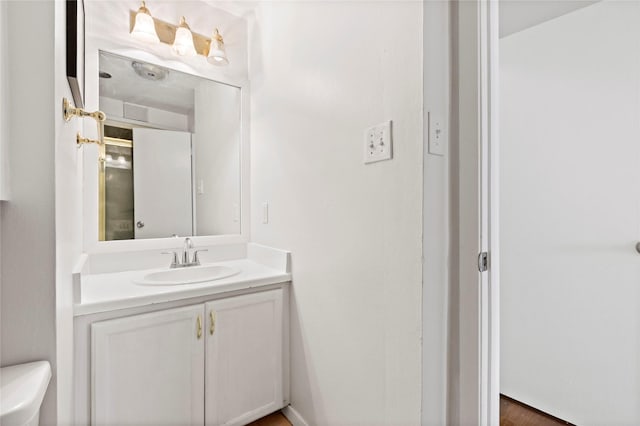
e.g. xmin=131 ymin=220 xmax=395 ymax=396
xmin=83 ymin=38 xmax=250 ymax=253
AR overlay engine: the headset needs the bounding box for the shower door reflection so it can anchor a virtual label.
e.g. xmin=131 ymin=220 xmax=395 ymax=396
xmin=103 ymin=127 xmax=134 ymax=240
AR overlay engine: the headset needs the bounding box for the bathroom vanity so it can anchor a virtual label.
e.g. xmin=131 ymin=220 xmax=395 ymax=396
xmin=73 ymin=244 xmax=291 ymax=426
xmin=73 ymin=4 xmax=272 ymax=424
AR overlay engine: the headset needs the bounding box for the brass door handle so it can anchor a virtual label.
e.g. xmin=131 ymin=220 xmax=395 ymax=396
xmin=196 ymin=315 xmax=202 ymax=339
xmin=209 ymin=311 xmax=216 ymax=335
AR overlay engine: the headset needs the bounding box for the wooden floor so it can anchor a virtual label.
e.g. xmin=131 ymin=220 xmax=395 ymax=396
xmin=248 ymin=397 xmax=574 ymax=426
xmin=500 ymin=395 xmax=572 ymax=426
xmin=247 ymin=411 xmax=292 ymax=426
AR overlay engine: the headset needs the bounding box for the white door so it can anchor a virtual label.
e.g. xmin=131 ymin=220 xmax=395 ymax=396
xmin=205 ymin=290 xmax=284 ymax=426
xmin=92 ymin=305 xmax=205 ymax=426
xmin=133 ymin=128 xmax=193 ymax=239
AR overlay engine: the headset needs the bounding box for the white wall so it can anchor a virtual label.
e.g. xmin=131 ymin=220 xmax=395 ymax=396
xmin=249 ymin=2 xmax=423 ymax=424
xmin=54 ymin=1 xmax=85 ymax=423
xmin=1 ymin=2 xmax=58 ymax=424
xmin=0 ymin=2 xmax=6 ymax=372
xmin=499 ymin=0 xmax=598 ymax=38
xmin=1 ymin=3 xmax=84 ymax=424
xmin=194 ymin=82 xmax=241 ymax=235
xmin=0 ymin=0 xmax=9 ymax=201
xmin=422 ymin=1 xmax=450 ymax=425
xmin=500 ymin=1 xmax=640 ymax=424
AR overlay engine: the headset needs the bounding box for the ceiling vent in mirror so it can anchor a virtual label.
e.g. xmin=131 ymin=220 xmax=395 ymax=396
xmin=123 ymin=103 xmax=149 ymax=122
xmin=131 ymin=62 xmax=168 ymax=81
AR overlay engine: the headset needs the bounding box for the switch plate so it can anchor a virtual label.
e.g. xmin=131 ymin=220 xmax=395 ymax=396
xmin=428 ymin=112 xmax=446 ymax=156
xmin=364 ymin=120 xmax=392 ymax=164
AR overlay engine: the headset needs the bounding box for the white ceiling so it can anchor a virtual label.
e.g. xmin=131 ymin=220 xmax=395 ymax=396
xmin=99 ymin=52 xmax=201 ymax=115
xmin=202 ymin=1 xmax=258 ymax=18
xmin=500 ymin=0 xmax=600 ymax=38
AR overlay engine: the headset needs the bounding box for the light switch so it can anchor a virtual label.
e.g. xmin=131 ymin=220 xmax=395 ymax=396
xmin=428 ymin=112 xmax=446 ymax=156
xmin=364 ymin=120 xmax=392 ymax=164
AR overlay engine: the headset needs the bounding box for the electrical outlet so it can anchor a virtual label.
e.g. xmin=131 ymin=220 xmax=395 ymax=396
xmin=262 ymin=202 xmax=269 ymax=224
xmin=428 ymin=112 xmax=446 ymax=156
xmin=364 ymin=120 xmax=392 ymax=164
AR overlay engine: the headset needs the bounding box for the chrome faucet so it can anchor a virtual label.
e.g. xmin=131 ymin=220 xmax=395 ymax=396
xmin=162 ymin=237 xmax=208 ymax=268
xmin=182 ymin=237 xmax=194 ymax=264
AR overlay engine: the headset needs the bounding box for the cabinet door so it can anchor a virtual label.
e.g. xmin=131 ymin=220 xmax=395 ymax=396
xmin=205 ymin=290 xmax=284 ymax=426
xmin=92 ymin=305 xmax=205 ymax=426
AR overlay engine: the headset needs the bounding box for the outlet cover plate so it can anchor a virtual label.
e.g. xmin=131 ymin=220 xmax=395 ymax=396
xmin=364 ymin=120 xmax=393 ymax=164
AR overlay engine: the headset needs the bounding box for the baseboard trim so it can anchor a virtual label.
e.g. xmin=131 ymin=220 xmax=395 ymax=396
xmin=282 ymin=405 xmax=309 ymax=426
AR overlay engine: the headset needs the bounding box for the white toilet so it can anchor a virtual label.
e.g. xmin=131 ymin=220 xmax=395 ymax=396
xmin=0 ymin=361 xmax=51 ymax=426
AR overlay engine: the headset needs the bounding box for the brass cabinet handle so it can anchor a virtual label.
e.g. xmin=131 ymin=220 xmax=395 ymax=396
xmin=209 ymin=311 xmax=216 ymax=335
xmin=196 ymin=315 xmax=202 ymax=339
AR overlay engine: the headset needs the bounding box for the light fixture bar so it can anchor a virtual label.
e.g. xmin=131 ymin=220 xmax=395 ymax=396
xmin=129 ymin=10 xmax=212 ymax=56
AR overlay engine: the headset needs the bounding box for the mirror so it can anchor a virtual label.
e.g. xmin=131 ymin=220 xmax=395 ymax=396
xmin=97 ymin=51 xmax=241 ymax=241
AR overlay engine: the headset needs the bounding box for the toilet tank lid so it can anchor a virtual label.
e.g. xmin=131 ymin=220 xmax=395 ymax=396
xmin=0 ymin=361 xmax=52 ymax=425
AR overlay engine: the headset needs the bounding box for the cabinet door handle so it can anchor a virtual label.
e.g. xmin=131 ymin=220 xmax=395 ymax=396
xmin=196 ymin=315 xmax=202 ymax=339
xmin=209 ymin=311 xmax=216 ymax=335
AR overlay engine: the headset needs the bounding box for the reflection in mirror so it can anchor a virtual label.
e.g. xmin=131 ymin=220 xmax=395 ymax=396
xmin=98 ymin=51 xmax=241 ymax=241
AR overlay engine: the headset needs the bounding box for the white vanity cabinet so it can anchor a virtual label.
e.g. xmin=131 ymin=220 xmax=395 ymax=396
xmin=92 ymin=305 xmax=205 ymax=425
xmin=205 ymin=291 xmax=283 ymax=425
xmin=88 ymin=288 xmax=285 ymax=426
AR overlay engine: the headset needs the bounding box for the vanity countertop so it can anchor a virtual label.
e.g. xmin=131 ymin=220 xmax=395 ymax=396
xmin=74 ymin=244 xmax=291 ymax=316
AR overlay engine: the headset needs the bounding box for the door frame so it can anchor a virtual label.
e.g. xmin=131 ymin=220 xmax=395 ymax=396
xmin=480 ymin=0 xmax=500 ymax=424
xmin=452 ymin=0 xmax=500 ymax=424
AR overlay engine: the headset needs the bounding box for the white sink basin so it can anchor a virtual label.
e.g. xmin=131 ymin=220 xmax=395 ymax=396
xmin=134 ymin=265 xmax=240 ymax=286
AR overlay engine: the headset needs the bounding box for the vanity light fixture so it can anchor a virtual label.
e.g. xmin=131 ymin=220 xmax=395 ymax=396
xmin=130 ymin=1 xmax=160 ymax=44
xmin=172 ymin=16 xmax=197 ymax=57
xmin=207 ymin=29 xmax=229 ymax=65
xmin=128 ymin=3 xmax=229 ymax=66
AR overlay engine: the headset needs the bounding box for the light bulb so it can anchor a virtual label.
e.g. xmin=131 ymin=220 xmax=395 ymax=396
xmin=131 ymin=1 xmax=159 ymax=44
xmin=207 ymin=29 xmax=229 ymax=66
xmin=172 ymin=17 xmax=197 ymax=57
